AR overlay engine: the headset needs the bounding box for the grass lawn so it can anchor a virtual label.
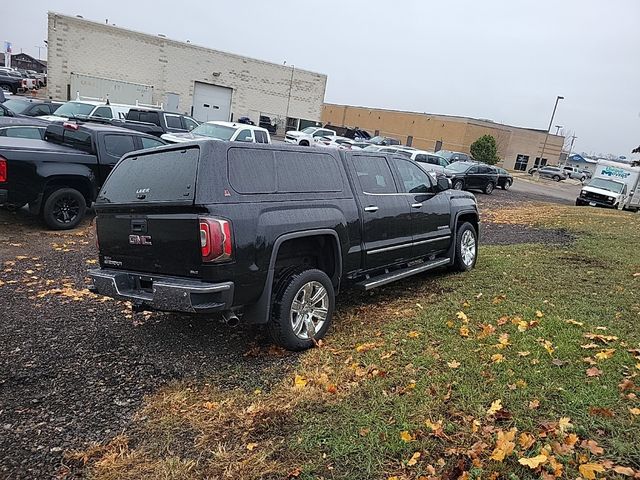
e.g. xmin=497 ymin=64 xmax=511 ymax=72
xmin=72 ymin=204 xmax=640 ymax=479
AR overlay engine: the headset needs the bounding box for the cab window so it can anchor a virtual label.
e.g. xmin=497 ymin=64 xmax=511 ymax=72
xmin=393 ymin=158 xmax=432 ymax=194
xmin=235 ymin=129 xmax=253 ymax=142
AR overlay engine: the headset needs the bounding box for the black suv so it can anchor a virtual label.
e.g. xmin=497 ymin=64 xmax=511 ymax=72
xmin=89 ymin=142 xmax=480 ymax=350
xmin=2 ymin=98 xmax=62 ymax=117
xmin=444 ymin=161 xmax=499 ymax=194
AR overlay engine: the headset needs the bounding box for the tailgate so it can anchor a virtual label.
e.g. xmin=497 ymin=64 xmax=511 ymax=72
xmin=96 ymin=146 xmax=203 ymax=277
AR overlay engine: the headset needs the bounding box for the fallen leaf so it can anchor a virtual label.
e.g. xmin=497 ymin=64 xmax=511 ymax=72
xmin=565 ymin=319 xmax=584 ymax=326
xmin=541 ymin=339 xmax=555 ymax=355
xmin=518 ymin=351 xmax=531 ymax=357
xmin=407 ymin=331 xmax=421 ymax=338
xmin=589 ymin=407 xmax=614 ymax=418
xmin=400 ymin=430 xmax=414 ymax=442
xmin=202 ymin=401 xmax=217 ymax=410
xmin=584 ymin=333 xmax=618 ymax=344
xmin=491 ymin=354 xmax=505 ymax=364
xmin=518 ymin=454 xmax=548 ymax=468
xmin=581 ymin=439 xmax=604 ymax=455
xmin=487 ymin=399 xmax=503 ymax=416
xmin=586 ymin=367 xmax=602 ymax=377
xmin=558 ymin=417 xmax=573 ymax=432
xmin=380 ymin=350 xmax=397 ymax=360
xmin=490 ymin=428 xmax=516 ymax=461
xmin=326 ymin=384 xmax=337 ymax=394
xmin=518 ymin=432 xmax=536 ymax=450
xmin=528 ymin=399 xmax=540 ymax=409
xmin=552 ymin=358 xmax=568 ymax=367
xmin=459 ymin=326 xmax=470 ymax=337
xmin=356 ymin=342 xmax=378 ymax=352
xmin=456 ymin=311 xmax=469 ymax=322
xmin=246 ymin=442 xmax=257 ymax=451
xmin=359 ymin=428 xmax=370 ymax=437
xmin=535 ymin=310 xmax=544 ymax=318
xmin=613 ymin=466 xmax=636 ymax=476
xmin=595 ymin=349 xmax=615 ymax=360
xmin=447 ymin=360 xmax=461 ymax=369
xmin=293 ymin=375 xmax=308 ymax=390
xmin=492 ymin=295 xmax=506 ymax=305
xmin=579 ymin=463 xmax=606 ymax=480
xmin=497 ymin=315 xmax=509 ymax=326
xmin=407 ymin=451 xmax=421 ymax=466
xmin=517 ymin=320 xmax=529 ymax=332
xmin=629 ymin=407 xmax=640 ymax=415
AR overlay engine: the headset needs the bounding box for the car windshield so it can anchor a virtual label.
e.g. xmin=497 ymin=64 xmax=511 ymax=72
xmin=363 ymin=145 xmax=382 ymax=151
xmin=437 ymin=151 xmax=454 ymax=160
xmin=54 ymin=102 xmax=96 ymax=118
xmin=2 ymin=99 xmax=31 ymax=114
xmin=301 ymin=127 xmax=317 ymax=134
xmin=368 ymin=136 xmax=385 ymax=144
xmin=191 ymin=123 xmax=236 ymax=140
xmin=588 ymin=178 xmax=624 ymax=193
xmin=445 ymin=162 xmax=471 ymax=173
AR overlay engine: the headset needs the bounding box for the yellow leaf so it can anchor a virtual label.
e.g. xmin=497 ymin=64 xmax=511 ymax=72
xmin=518 ymin=432 xmax=536 ymax=450
xmin=542 ymin=339 xmax=555 ymax=355
xmin=356 ymin=342 xmax=378 ymax=352
xmin=558 ymin=417 xmax=573 ymax=432
xmin=535 ymin=310 xmax=544 ymax=318
xmin=491 ymin=353 xmax=504 ymax=364
xmin=293 ymin=375 xmax=308 ymax=390
xmin=629 ymin=408 xmax=640 ymax=415
xmin=202 ymin=401 xmax=217 ymax=410
xmin=487 ymin=399 xmax=503 ymax=416
xmin=407 ymin=451 xmax=421 ymax=466
xmin=447 ymin=360 xmax=461 ymax=369
xmin=490 ymin=428 xmax=516 ymax=461
xmin=400 ymin=430 xmax=414 ymax=442
xmin=636 ymin=363 xmax=640 ymax=371
xmin=517 ymin=320 xmax=529 ymax=332
xmin=456 ymin=311 xmax=468 ymax=322
xmin=565 ymin=319 xmax=584 ymax=326
xmin=518 ymin=454 xmax=548 ymax=468
xmin=595 ymin=349 xmax=615 ymax=360
xmin=518 ymin=351 xmax=531 ymax=357
xmin=246 ymin=442 xmax=258 ymax=451
xmin=407 ymin=331 xmax=421 ymax=338
xmin=579 ymin=463 xmax=606 ymax=480
xmin=459 ymin=326 xmax=470 ymax=337
xmin=528 ymin=399 xmax=540 ymax=409
xmin=388 ymin=477 xmax=400 ymax=480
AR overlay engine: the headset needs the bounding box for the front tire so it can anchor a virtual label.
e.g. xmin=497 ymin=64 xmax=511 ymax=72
xmin=453 ymin=222 xmax=477 ymax=272
xmin=484 ymin=182 xmax=494 ymax=194
xmin=299 ymin=140 xmax=309 ymax=147
xmin=269 ymin=269 xmax=335 ymax=351
xmin=553 ymin=175 xmax=561 ymax=182
xmin=501 ymin=180 xmax=511 ymax=190
xmin=42 ymin=188 xmax=86 ymax=230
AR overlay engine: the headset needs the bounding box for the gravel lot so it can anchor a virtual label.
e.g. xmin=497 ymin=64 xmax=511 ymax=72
xmin=0 ymin=184 xmax=573 ymax=479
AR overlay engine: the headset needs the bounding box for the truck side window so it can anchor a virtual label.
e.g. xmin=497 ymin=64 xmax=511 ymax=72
xmin=104 ymin=134 xmax=136 ymax=158
xmin=352 ymin=156 xmax=397 ymax=194
xmin=183 ymin=117 xmax=198 ymax=131
xmin=165 ymin=115 xmax=182 ymax=129
xmin=92 ymin=106 xmax=112 ymax=118
xmin=141 ymin=137 xmax=165 ymax=149
xmin=393 ymin=158 xmax=432 ymax=194
xmin=235 ymin=129 xmax=253 ymax=142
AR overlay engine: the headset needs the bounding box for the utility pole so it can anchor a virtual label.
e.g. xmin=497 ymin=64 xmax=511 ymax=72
xmin=567 ymin=135 xmax=577 ymax=158
xmin=34 ymin=45 xmax=46 ymax=60
xmin=538 ymin=96 xmax=564 ymax=168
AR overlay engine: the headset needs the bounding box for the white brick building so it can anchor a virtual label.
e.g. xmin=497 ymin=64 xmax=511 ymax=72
xmin=46 ymin=12 xmax=327 ymax=131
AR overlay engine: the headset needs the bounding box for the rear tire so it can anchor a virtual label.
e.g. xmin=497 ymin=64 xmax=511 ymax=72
xmin=453 ymin=180 xmax=464 ymax=190
xmin=42 ymin=188 xmax=86 ymax=230
xmin=268 ymin=268 xmax=335 ymax=351
xmin=453 ymin=222 xmax=477 ymax=272
xmin=553 ymin=175 xmax=561 ymax=182
xmin=484 ymin=182 xmax=494 ymax=194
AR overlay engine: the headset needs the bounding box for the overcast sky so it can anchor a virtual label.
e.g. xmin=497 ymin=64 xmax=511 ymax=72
xmin=3 ymin=0 xmax=639 ymax=157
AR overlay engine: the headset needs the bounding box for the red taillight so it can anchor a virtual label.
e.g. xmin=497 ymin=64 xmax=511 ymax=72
xmin=0 ymin=157 xmax=6 ymax=183
xmin=199 ymin=218 xmax=232 ymax=262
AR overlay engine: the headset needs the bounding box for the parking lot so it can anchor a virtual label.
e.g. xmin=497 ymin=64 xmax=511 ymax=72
xmin=0 ymin=179 xmax=577 ymax=478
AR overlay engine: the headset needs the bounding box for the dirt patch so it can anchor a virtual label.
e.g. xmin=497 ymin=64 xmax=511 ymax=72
xmin=480 ymin=222 xmax=574 ymax=246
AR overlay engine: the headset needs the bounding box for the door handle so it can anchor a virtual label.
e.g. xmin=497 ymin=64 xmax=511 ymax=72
xmin=364 ymin=206 xmax=379 ymax=212
xmin=411 ymin=203 xmax=423 ymax=208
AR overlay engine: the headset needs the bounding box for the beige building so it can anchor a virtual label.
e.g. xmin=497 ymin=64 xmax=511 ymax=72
xmin=322 ymin=104 xmax=564 ymax=171
xmin=46 ymin=12 xmax=327 ymax=131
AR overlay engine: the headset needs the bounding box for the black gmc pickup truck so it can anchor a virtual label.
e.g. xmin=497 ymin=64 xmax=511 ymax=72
xmin=89 ymin=141 xmax=480 ymax=350
xmin=0 ymin=122 xmax=165 ymax=229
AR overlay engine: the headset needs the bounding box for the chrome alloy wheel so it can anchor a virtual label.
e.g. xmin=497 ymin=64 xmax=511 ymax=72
xmin=290 ymin=281 xmax=329 ymax=339
xmin=460 ymin=229 xmax=477 ymax=266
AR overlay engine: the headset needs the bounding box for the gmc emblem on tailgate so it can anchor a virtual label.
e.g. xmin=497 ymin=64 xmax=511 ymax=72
xmin=129 ymin=235 xmax=153 ymax=246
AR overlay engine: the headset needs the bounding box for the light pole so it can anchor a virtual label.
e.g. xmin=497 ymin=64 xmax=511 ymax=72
xmin=567 ymin=135 xmax=577 ymax=158
xmin=537 ymin=96 xmax=564 ymax=168
xmin=35 ymin=45 xmax=46 ymax=60
xmin=285 ymin=64 xmax=295 ymax=131
xmin=554 ymin=125 xmax=563 ymax=135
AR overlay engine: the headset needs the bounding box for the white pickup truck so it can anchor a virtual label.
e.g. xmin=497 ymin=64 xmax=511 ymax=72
xmin=576 ymin=160 xmax=640 ymax=211
xmin=284 ymin=126 xmax=336 ymax=146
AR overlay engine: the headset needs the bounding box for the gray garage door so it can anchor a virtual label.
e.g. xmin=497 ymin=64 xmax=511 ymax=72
xmin=192 ymin=82 xmax=232 ymax=122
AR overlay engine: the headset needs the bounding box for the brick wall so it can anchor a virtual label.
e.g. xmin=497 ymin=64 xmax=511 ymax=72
xmin=47 ymin=12 xmax=327 ymax=123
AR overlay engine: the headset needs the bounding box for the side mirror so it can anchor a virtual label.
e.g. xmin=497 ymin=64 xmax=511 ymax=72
xmin=437 ymin=176 xmax=451 ymax=192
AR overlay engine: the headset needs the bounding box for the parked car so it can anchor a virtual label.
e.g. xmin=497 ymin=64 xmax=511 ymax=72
xmin=88 ymin=142 xmax=480 ymax=350
xmin=285 ymin=126 xmax=337 ymax=146
xmin=0 ymin=72 xmax=25 ymax=94
xmin=161 ymin=121 xmax=271 ymax=144
xmin=2 ymin=98 xmax=62 ymax=117
xmin=259 ymin=115 xmax=277 ymax=134
xmin=581 ymin=169 xmax=593 ymax=180
xmin=562 ymin=165 xmax=587 ymax=182
xmin=410 ymin=151 xmax=450 ymax=175
xmin=495 ymin=167 xmax=514 ymax=190
xmin=437 ymin=150 xmax=473 ymax=163
xmin=0 ymin=121 xmax=166 ymax=229
xmin=313 ymin=135 xmax=357 ymax=149
xmin=528 ymin=166 xmax=567 ymax=181
xmin=125 ymin=108 xmax=199 ymax=135
xmin=39 ymin=100 xmax=133 ymax=122
xmin=0 ymin=125 xmax=47 ymax=140
xmin=237 ymin=116 xmax=255 ymax=125
xmin=323 ymin=125 xmax=371 ymax=141
xmin=444 ymin=161 xmax=499 ymax=194
xmin=367 ymin=135 xmax=401 ymax=146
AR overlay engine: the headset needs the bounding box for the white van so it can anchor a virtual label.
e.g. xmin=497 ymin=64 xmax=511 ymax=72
xmin=576 ymin=160 xmax=640 ymax=211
